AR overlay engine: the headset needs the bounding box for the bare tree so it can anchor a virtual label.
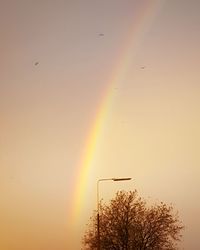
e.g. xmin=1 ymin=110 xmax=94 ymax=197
xmin=83 ymin=190 xmax=183 ymax=250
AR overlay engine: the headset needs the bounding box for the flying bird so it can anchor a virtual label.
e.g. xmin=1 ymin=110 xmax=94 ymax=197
xmin=34 ymin=62 xmax=39 ymax=66
xmin=99 ymin=33 xmax=104 ymax=36
xmin=141 ymin=66 xmax=145 ymax=69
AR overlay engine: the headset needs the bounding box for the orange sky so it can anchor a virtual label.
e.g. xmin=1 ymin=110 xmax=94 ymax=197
xmin=0 ymin=1 xmax=200 ymax=249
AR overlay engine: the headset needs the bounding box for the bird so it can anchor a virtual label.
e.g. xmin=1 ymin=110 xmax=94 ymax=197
xmin=99 ymin=33 xmax=104 ymax=36
xmin=34 ymin=62 xmax=39 ymax=66
xmin=141 ymin=66 xmax=145 ymax=69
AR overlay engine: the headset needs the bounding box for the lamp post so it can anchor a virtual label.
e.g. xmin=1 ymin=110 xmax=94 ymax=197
xmin=97 ymin=178 xmax=132 ymax=250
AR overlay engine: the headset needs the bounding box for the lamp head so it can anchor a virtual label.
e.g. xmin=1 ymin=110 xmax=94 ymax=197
xmin=112 ymin=178 xmax=132 ymax=181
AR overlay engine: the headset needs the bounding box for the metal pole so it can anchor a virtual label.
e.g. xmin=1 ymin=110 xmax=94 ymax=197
xmin=96 ymin=178 xmax=131 ymax=250
xmin=97 ymin=180 xmax=100 ymax=250
xmin=97 ymin=212 xmax=100 ymax=250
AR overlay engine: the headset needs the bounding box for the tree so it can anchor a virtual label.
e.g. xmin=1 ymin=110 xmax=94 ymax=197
xmin=83 ymin=190 xmax=183 ymax=250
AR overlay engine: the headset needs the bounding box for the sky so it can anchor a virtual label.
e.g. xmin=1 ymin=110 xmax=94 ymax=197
xmin=0 ymin=0 xmax=200 ymax=249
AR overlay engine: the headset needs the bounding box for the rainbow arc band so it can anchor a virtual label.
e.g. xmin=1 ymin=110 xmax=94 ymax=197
xmin=70 ymin=0 xmax=164 ymax=228
xmin=97 ymin=177 xmax=132 ymax=250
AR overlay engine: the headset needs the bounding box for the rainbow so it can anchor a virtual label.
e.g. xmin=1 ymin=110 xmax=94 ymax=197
xmin=70 ymin=0 xmax=165 ymax=226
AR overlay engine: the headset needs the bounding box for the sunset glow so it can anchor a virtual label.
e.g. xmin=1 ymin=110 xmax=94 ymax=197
xmin=1 ymin=1 xmax=200 ymax=249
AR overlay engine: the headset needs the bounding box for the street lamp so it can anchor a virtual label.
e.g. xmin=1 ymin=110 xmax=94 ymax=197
xmin=97 ymin=177 xmax=132 ymax=250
